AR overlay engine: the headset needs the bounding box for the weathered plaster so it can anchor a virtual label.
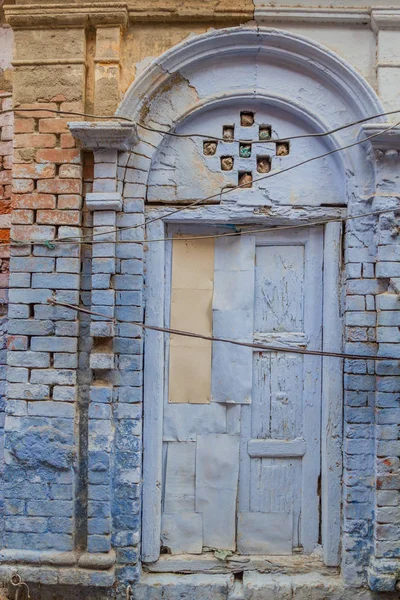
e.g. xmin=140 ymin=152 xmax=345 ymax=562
xmin=2 ymin=3 xmax=400 ymax=598
xmin=0 ymin=25 xmax=13 ymax=92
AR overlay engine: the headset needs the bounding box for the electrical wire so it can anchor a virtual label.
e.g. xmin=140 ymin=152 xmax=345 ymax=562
xmin=48 ymin=298 xmax=388 ymax=361
xmin=15 ymin=118 xmax=400 ymax=245
xmin=3 ymin=206 xmax=399 ymax=248
xmin=3 ymin=105 xmax=400 ymax=144
xmin=4 ymin=107 xmax=400 ymax=246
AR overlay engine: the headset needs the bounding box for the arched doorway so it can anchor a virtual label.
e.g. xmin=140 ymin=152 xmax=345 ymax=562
xmin=116 ymin=26 xmax=384 ymax=570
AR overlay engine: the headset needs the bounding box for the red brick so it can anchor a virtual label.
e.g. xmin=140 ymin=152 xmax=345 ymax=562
xmin=59 ymin=164 xmax=82 ymax=178
xmin=11 ymin=224 xmax=55 ymax=242
xmin=36 ymin=148 xmax=80 ymax=164
xmin=14 ymin=163 xmax=56 ymax=179
xmin=0 ymin=230 xmax=10 ymax=242
xmin=12 ymin=179 xmax=34 ymax=194
xmin=7 ymin=336 xmax=28 ymax=350
xmin=0 ymin=141 xmax=13 ymax=156
xmin=13 ymin=148 xmax=36 ymax=164
xmin=12 ymin=210 xmax=34 ymax=225
xmin=4 ymin=185 xmax=12 ymax=200
xmin=3 ymin=156 xmax=12 ymax=170
xmin=0 ymin=170 xmax=11 ymax=185
xmin=0 ymin=274 xmax=10 ymax=289
xmin=60 ymin=101 xmax=83 ymax=113
xmin=39 ymin=118 xmax=70 ymax=134
xmin=14 ymin=103 xmax=57 ymax=119
xmin=57 ymin=194 xmax=82 ymax=210
xmin=14 ymin=118 xmax=35 ymax=134
xmin=61 ymin=133 xmax=76 ymax=149
xmin=1 ymin=125 xmax=13 ymax=142
xmin=14 ymin=133 xmax=57 ymax=149
xmin=36 ymin=209 xmax=81 ymax=226
xmin=36 ymin=179 xmax=82 ymax=194
xmin=13 ymin=193 xmax=56 ymax=209
xmin=0 ymin=215 xmax=11 ymax=228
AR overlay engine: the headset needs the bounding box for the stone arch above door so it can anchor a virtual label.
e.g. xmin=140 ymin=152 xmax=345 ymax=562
xmin=117 ymin=26 xmax=384 ymax=208
xmin=112 ymin=26 xmax=387 ymax=571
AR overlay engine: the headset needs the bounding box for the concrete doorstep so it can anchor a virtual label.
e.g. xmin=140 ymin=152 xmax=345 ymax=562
xmin=133 ymin=572 xmax=400 ymax=600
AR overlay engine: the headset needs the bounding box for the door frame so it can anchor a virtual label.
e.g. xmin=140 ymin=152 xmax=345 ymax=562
xmin=142 ymin=206 xmax=343 ymax=567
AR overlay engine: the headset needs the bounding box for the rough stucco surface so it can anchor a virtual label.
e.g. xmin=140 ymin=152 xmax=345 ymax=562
xmin=0 ymin=2 xmax=400 ymax=599
xmin=0 ymin=5 xmax=13 ymax=561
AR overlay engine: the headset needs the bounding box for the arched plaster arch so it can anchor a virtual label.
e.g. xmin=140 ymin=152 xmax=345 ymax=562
xmin=117 ymin=26 xmax=384 ymax=209
xmin=122 ymin=27 xmax=386 ymax=572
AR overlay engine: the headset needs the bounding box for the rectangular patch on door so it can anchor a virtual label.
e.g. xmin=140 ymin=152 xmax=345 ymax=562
xmin=161 ymin=512 xmax=203 ymax=555
xmin=169 ymin=236 xmax=214 ymax=404
xmin=195 ymin=433 xmax=240 ymax=550
xmin=237 ymin=511 xmax=292 ymax=555
xmin=212 ymin=235 xmax=255 ymax=404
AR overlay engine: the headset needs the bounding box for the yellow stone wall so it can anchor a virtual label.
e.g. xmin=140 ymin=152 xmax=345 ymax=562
xmin=4 ymin=1 xmax=254 ymax=118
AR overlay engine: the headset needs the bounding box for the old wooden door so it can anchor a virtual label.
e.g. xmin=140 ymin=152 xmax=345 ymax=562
xmin=161 ymin=226 xmax=323 ymax=556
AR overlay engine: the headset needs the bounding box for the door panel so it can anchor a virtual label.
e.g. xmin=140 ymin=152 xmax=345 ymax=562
xmin=239 ymin=229 xmax=323 ymax=554
xmin=161 ymin=227 xmax=323 ymax=556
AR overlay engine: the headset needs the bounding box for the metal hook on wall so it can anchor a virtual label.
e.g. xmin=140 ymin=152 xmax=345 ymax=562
xmin=10 ymin=573 xmax=31 ymax=600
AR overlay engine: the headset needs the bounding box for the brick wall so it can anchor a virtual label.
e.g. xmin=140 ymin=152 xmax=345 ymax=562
xmin=4 ymin=102 xmax=83 ymax=554
xmin=0 ymin=91 xmax=12 ymax=551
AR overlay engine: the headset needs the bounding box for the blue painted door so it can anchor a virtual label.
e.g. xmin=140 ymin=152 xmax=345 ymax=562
xmin=161 ymin=227 xmax=323 ymax=556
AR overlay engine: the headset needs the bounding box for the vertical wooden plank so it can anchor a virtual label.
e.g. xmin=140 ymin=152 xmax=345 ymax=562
xmin=196 ymin=433 xmax=240 ymax=550
xmin=254 ymin=244 xmax=305 ymax=334
xmin=212 ymin=236 xmax=255 ymax=404
xmin=251 ymin=352 xmax=271 ymax=439
xmin=169 ymin=236 xmax=214 ymax=403
xmin=164 ymin=442 xmax=196 ymax=513
xmin=270 ymin=352 xmax=302 ymax=440
xmin=238 ymin=403 xmax=252 ymax=512
xmin=322 ymin=222 xmax=343 ymax=566
xmin=142 ymin=219 xmax=165 ymax=562
xmin=300 ymin=228 xmax=323 ymax=553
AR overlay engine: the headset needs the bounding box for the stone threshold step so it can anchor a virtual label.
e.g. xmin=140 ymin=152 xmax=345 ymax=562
xmin=133 ymin=572 xmax=399 ymax=600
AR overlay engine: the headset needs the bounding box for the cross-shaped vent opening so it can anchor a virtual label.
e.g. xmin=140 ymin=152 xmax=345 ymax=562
xmin=257 ymin=156 xmax=271 ymax=173
xmin=239 ymin=143 xmax=252 ymax=158
xmin=259 ymin=125 xmax=271 ymax=140
xmin=222 ymin=125 xmax=235 ymax=141
xmin=238 ymin=171 xmax=253 ymax=188
xmin=221 ymin=156 xmax=234 ymax=171
xmin=276 ymin=141 xmax=290 ymax=156
xmin=240 ymin=111 xmax=254 ymax=127
xmin=203 ymin=141 xmax=218 ymax=156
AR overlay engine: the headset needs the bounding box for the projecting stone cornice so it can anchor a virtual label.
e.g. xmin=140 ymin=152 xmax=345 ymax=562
xmin=371 ymin=8 xmax=400 ymax=31
xmin=68 ymin=121 xmax=138 ymax=151
xmin=4 ymin=2 xmax=130 ymax=28
xmin=4 ymin=0 xmax=253 ymax=28
xmin=6 ymin=3 xmax=400 ymax=29
xmin=254 ymin=7 xmax=371 ymax=26
xmin=360 ymin=123 xmax=400 ymax=154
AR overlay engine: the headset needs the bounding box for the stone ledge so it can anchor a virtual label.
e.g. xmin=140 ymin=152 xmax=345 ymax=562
xmin=4 ymin=1 xmax=253 ymax=27
xmin=133 ymin=572 xmax=399 ymax=600
xmin=86 ymin=192 xmax=123 ymax=212
xmin=255 ymin=7 xmax=370 ymax=26
xmin=0 ymin=565 xmax=114 ymax=587
xmin=0 ymin=549 xmax=115 ymax=570
xmin=69 ymin=121 xmax=138 ymax=151
xmin=360 ymin=123 xmax=400 ymax=152
xmin=368 ymin=558 xmax=400 ymax=592
xmin=372 ymin=9 xmax=400 ymax=32
xmin=5 ymin=3 xmax=129 ymax=28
